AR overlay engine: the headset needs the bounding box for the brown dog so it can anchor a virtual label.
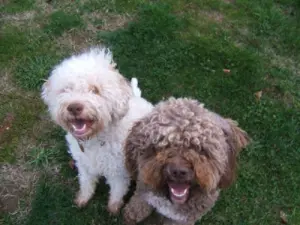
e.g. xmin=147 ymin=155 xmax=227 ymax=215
xmin=123 ymin=97 xmax=250 ymax=225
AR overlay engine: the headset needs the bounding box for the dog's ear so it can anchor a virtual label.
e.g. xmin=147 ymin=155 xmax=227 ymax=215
xmin=225 ymin=119 xmax=250 ymax=152
xmin=106 ymin=76 xmax=133 ymax=121
xmin=41 ymin=79 xmax=51 ymax=105
xmin=184 ymin=151 xmax=219 ymax=192
xmin=124 ymin=121 xmax=145 ymax=179
xmin=124 ymin=113 xmax=161 ymax=185
xmin=218 ymin=118 xmax=250 ymax=189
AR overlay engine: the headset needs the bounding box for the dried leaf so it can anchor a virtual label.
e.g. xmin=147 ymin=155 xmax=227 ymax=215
xmin=223 ymin=69 xmax=231 ymax=73
xmin=0 ymin=113 xmax=14 ymax=135
xmin=69 ymin=160 xmax=76 ymax=170
xmin=254 ymin=90 xmax=263 ymax=101
xmin=280 ymin=210 xmax=288 ymax=224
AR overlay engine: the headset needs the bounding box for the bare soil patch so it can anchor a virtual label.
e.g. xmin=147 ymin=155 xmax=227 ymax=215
xmin=0 ymin=164 xmax=38 ymax=214
xmin=199 ymin=10 xmax=225 ymax=23
xmin=83 ymin=12 xmax=131 ymax=32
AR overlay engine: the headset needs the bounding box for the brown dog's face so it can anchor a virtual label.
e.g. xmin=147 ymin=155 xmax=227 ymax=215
xmin=139 ymin=147 xmax=223 ymax=205
xmin=125 ymin=98 xmax=250 ymax=205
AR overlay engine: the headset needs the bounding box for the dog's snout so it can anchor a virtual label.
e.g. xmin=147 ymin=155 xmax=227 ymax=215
xmin=67 ymin=103 xmax=83 ymax=115
xmin=168 ymin=165 xmax=190 ymax=180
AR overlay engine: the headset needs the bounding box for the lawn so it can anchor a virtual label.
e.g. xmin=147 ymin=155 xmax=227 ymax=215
xmin=0 ymin=0 xmax=300 ymax=224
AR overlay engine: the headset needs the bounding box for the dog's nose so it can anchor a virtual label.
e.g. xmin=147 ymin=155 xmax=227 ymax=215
xmin=168 ymin=165 xmax=190 ymax=180
xmin=67 ymin=103 xmax=83 ymax=115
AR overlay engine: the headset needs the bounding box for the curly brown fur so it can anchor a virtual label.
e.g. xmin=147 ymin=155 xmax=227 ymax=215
xmin=123 ymin=97 xmax=250 ymax=225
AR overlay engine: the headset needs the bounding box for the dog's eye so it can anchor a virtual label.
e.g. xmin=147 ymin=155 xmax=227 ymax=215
xmin=58 ymin=88 xmax=69 ymax=93
xmin=90 ymin=86 xmax=100 ymax=95
xmin=58 ymin=85 xmax=73 ymax=94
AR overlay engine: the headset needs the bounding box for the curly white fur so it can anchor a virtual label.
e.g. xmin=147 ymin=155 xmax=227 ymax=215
xmin=41 ymin=47 xmax=153 ymax=213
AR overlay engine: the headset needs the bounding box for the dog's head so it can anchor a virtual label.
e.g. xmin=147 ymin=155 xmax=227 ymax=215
xmin=41 ymin=48 xmax=133 ymax=139
xmin=125 ymin=98 xmax=250 ymax=204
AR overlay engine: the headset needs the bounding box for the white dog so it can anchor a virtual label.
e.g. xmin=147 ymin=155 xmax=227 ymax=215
xmin=41 ymin=47 xmax=153 ymax=214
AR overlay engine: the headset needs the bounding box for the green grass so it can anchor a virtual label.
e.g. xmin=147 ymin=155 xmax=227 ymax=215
xmin=0 ymin=94 xmax=44 ymax=163
xmin=44 ymin=10 xmax=85 ymax=37
xmin=80 ymin=0 xmax=145 ymax=13
xmin=24 ymin=174 xmax=124 ymax=225
xmin=15 ymin=55 xmax=63 ymax=90
xmin=0 ymin=0 xmax=35 ymax=13
xmin=1 ymin=0 xmax=300 ymax=225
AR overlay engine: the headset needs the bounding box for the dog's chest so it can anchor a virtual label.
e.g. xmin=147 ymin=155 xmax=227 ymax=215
xmin=87 ymin=142 xmax=123 ymax=172
xmin=67 ymin=134 xmax=125 ymax=176
xmin=143 ymin=192 xmax=188 ymax=223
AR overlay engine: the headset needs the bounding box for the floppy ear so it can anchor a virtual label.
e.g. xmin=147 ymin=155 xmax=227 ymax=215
xmin=41 ymin=79 xmax=51 ymax=105
xmin=107 ymin=76 xmax=133 ymax=121
xmin=225 ymin=119 xmax=250 ymax=152
xmin=124 ymin=121 xmax=145 ymax=179
xmin=184 ymin=150 xmax=219 ymax=192
xmin=124 ymin=112 xmax=162 ymax=183
xmin=218 ymin=118 xmax=250 ymax=189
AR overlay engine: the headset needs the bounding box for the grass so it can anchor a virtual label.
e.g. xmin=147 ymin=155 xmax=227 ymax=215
xmin=44 ymin=10 xmax=85 ymax=37
xmin=0 ymin=0 xmax=35 ymax=14
xmin=0 ymin=93 xmax=44 ymax=163
xmin=0 ymin=0 xmax=299 ymax=224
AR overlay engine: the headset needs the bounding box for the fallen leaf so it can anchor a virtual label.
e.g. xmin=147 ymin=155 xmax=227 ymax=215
xmin=69 ymin=160 xmax=76 ymax=170
xmin=223 ymin=69 xmax=231 ymax=73
xmin=254 ymin=90 xmax=263 ymax=101
xmin=280 ymin=210 xmax=288 ymax=224
xmin=0 ymin=113 xmax=14 ymax=135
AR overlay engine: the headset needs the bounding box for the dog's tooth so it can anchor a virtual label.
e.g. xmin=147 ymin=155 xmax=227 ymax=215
xmin=78 ymin=123 xmax=86 ymax=131
xmin=72 ymin=123 xmax=86 ymax=132
xmin=171 ymin=188 xmax=188 ymax=197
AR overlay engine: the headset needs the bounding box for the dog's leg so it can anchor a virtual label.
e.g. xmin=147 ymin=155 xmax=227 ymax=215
xmin=123 ymin=192 xmax=154 ymax=225
xmin=74 ymin=167 xmax=97 ymax=207
xmin=106 ymin=176 xmax=130 ymax=214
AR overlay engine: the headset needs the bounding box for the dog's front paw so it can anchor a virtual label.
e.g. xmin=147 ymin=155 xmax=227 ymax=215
xmin=74 ymin=193 xmax=89 ymax=208
xmin=107 ymin=201 xmax=122 ymax=215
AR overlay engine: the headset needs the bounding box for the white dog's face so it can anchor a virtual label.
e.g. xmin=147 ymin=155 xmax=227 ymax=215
xmin=41 ymin=48 xmax=133 ymax=139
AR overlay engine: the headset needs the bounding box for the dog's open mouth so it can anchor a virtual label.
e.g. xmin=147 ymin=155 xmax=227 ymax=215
xmin=70 ymin=119 xmax=93 ymax=137
xmin=168 ymin=182 xmax=190 ymax=204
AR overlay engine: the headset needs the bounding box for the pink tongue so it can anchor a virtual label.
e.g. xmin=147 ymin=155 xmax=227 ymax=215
xmin=73 ymin=120 xmax=85 ymax=129
xmin=168 ymin=183 xmax=190 ymax=193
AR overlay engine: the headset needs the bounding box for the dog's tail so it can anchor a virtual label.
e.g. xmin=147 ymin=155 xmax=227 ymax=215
xmin=131 ymin=78 xmax=142 ymax=97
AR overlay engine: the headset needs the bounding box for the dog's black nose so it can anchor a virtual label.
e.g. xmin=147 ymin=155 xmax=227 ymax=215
xmin=168 ymin=165 xmax=190 ymax=179
xmin=67 ymin=103 xmax=83 ymax=115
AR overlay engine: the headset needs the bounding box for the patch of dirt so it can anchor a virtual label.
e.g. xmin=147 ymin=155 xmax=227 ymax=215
xmin=223 ymin=0 xmax=235 ymax=4
xmin=35 ymin=0 xmax=54 ymax=15
xmin=1 ymin=10 xmax=35 ymax=21
xmin=83 ymin=12 xmax=132 ymax=32
xmin=0 ymin=11 xmax=36 ymax=27
xmin=199 ymin=10 xmax=225 ymax=23
xmin=0 ymin=164 xmax=39 ymax=214
xmin=56 ymin=12 xmax=132 ymax=52
xmin=238 ymin=27 xmax=250 ymax=36
xmin=0 ymin=70 xmax=19 ymax=94
xmin=264 ymin=47 xmax=300 ymax=76
xmin=55 ymin=30 xmax=96 ymax=53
